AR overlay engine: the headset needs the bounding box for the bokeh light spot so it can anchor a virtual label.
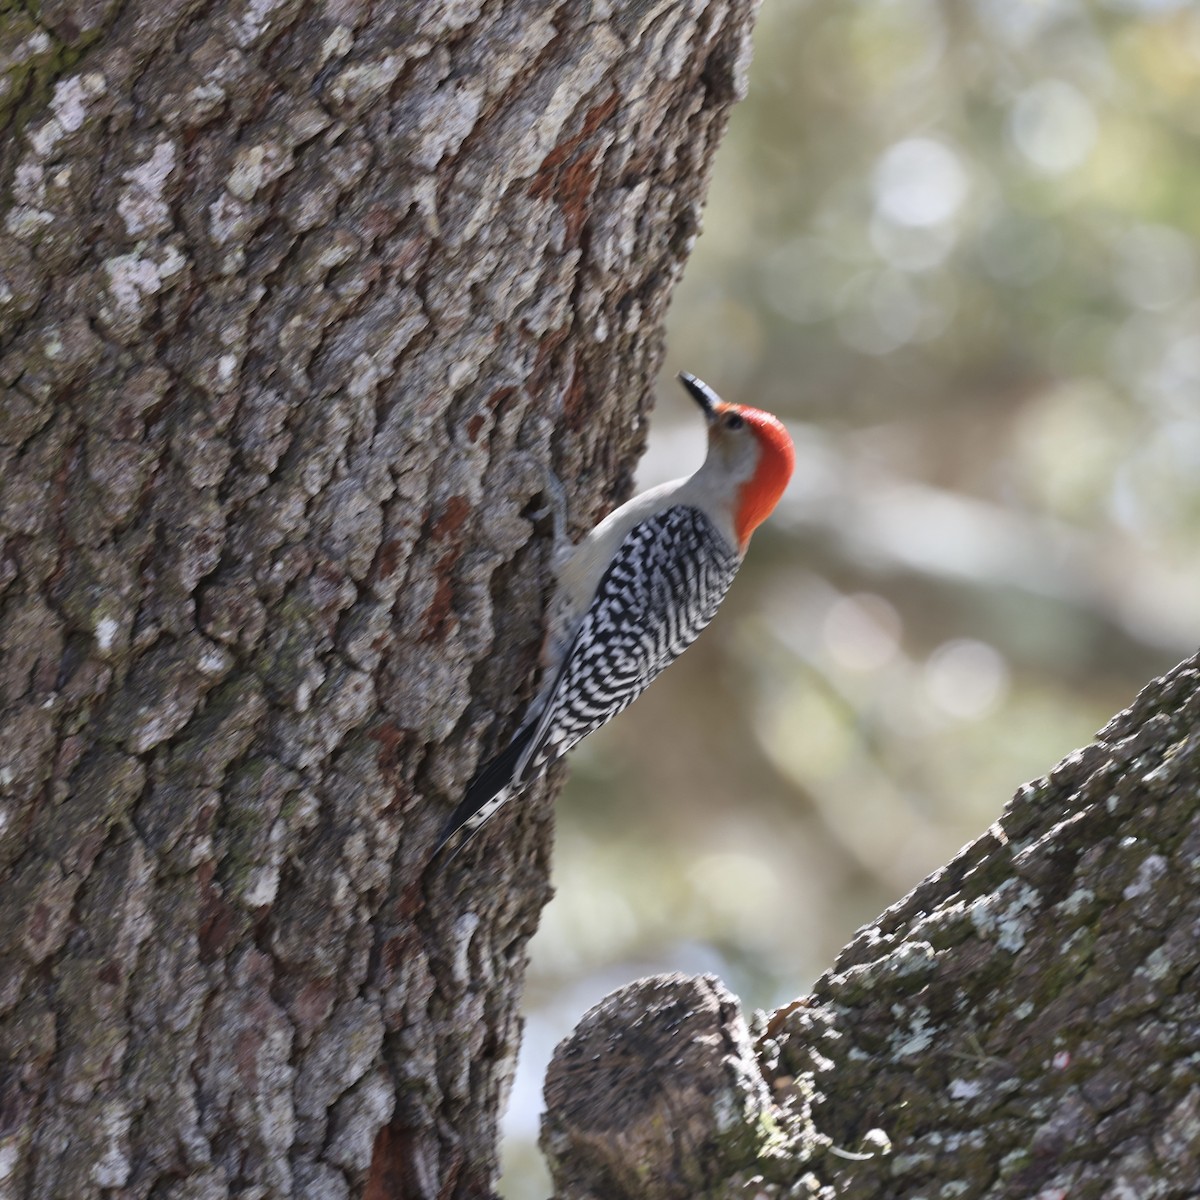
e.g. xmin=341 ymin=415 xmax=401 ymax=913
xmin=923 ymin=639 xmax=1010 ymax=720
xmin=1010 ymin=80 xmax=1098 ymax=175
xmin=823 ymin=592 xmax=903 ymax=672
xmin=873 ymin=138 xmax=969 ymax=228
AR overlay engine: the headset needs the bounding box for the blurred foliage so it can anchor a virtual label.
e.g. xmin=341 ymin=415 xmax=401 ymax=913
xmin=504 ymin=0 xmax=1200 ymax=1193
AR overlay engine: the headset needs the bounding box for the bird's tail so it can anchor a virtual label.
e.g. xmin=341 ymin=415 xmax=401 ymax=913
xmin=431 ymin=717 xmax=542 ymax=866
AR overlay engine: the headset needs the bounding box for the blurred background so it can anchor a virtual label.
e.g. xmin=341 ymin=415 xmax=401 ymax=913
xmin=504 ymin=0 xmax=1200 ymax=1192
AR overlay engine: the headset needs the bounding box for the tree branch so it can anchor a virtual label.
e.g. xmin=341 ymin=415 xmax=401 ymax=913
xmin=542 ymin=652 xmax=1200 ymax=1198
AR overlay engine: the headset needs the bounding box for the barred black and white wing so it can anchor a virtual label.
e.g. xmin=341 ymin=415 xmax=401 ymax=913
xmin=530 ymin=505 xmax=740 ymax=766
xmin=434 ymin=506 xmax=740 ymax=859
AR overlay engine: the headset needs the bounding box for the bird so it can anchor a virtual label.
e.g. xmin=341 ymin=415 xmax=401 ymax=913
xmin=433 ymin=371 xmax=795 ymax=863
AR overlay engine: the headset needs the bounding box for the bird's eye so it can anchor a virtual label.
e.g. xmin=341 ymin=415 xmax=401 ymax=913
xmin=723 ymin=411 xmax=745 ymax=431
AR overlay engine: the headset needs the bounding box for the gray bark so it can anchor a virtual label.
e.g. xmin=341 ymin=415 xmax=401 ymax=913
xmin=541 ymin=652 xmax=1200 ymax=1198
xmin=0 ymin=1 xmax=758 ymax=1196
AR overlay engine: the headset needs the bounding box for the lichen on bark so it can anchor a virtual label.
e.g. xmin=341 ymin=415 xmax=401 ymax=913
xmin=539 ymin=654 xmax=1200 ymax=1198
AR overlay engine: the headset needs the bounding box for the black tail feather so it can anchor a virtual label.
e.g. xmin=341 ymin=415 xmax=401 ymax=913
xmin=431 ymin=718 xmax=541 ymax=866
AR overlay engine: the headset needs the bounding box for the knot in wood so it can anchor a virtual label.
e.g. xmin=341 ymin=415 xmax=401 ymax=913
xmin=540 ymin=972 xmax=772 ymax=1200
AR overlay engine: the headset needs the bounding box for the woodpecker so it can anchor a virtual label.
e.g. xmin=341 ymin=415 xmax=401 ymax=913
xmin=434 ymin=372 xmax=795 ymax=861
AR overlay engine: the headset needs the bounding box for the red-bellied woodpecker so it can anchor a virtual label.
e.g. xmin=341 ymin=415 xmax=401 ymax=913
xmin=434 ymin=372 xmax=795 ymax=861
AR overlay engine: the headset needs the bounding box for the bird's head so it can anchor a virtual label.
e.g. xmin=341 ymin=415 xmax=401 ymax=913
xmin=679 ymin=371 xmax=795 ymax=551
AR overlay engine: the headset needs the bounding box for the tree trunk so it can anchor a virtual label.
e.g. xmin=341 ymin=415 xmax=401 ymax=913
xmin=0 ymin=2 xmax=757 ymax=1196
xmin=541 ymin=651 xmax=1200 ymax=1198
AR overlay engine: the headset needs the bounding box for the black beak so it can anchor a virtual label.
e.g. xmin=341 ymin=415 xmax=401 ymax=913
xmin=677 ymin=372 xmax=722 ymax=422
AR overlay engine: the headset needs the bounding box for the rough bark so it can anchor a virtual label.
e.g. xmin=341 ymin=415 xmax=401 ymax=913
xmin=0 ymin=2 xmax=758 ymax=1197
xmin=542 ymin=651 xmax=1200 ymax=1199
